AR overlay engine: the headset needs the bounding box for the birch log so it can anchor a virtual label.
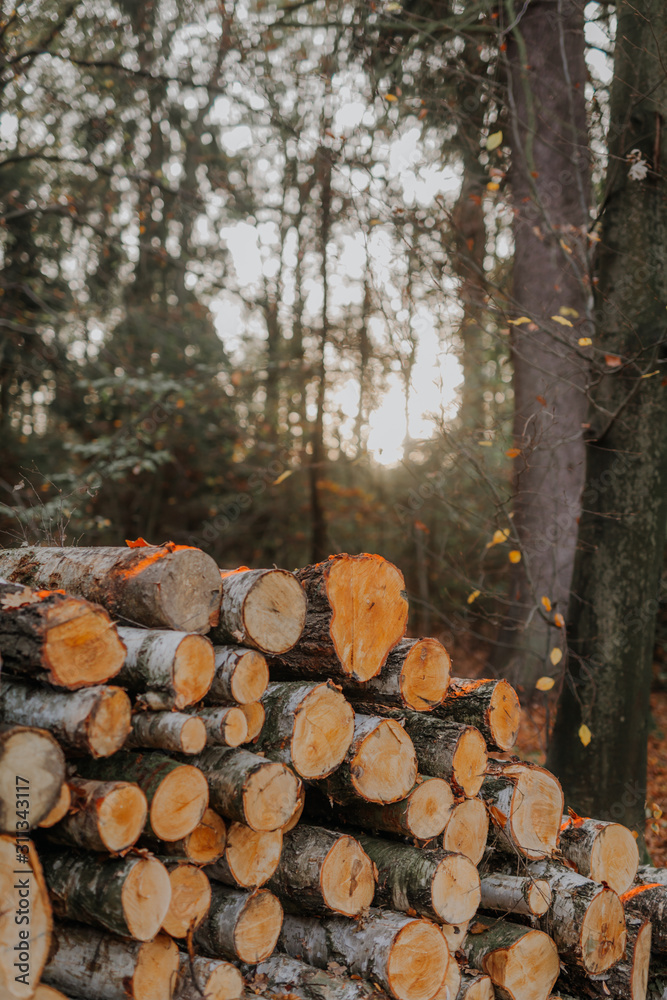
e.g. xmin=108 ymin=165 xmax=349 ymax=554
xmin=206 ymin=646 xmax=269 ymax=704
xmin=0 ymin=835 xmax=52 ymax=1000
xmin=434 ymin=678 xmax=521 ymax=752
xmin=245 ymin=954 xmax=382 ymax=1000
xmin=195 ymin=884 xmax=283 ymax=963
xmin=37 ymin=780 xmax=71 ymax=828
xmin=140 ymin=807 xmax=227 ymax=864
xmin=116 ymin=626 xmax=215 ymax=709
xmin=441 ymin=796 xmax=489 ymax=865
xmin=441 ymin=921 xmax=469 ymax=955
xmin=0 ymin=582 xmax=125 ymax=688
xmin=434 ymin=954 xmax=460 ymax=1000
xmin=481 ymin=759 xmax=563 ymax=859
xmin=161 ymin=862 xmax=211 ymax=937
xmin=0 ymin=543 xmax=222 ymax=633
xmin=239 ymin=701 xmax=265 ymax=741
xmin=208 ymin=822 xmax=282 ymax=888
xmin=559 ymin=813 xmax=639 ymax=894
xmin=210 ymin=567 xmax=307 ymax=654
xmin=0 ymin=678 xmax=131 ymax=757
xmin=560 ymin=913 xmax=652 ymax=1000
xmin=479 ymin=873 xmax=552 ymax=917
xmin=339 ymin=637 xmax=450 ymax=711
xmin=46 ymin=777 xmax=147 ymax=853
xmin=622 ymin=882 xmax=667 ymax=951
xmin=125 ymin=711 xmax=207 ymax=754
xmin=456 ymin=972 xmax=495 ymax=1000
xmin=0 ymin=725 xmax=65 ymax=831
xmin=195 ymin=705 xmax=248 ymax=747
xmin=175 ymin=953 xmax=243 ymax=1000
xmin=462 ymin=917 xmax=559 ymax=1000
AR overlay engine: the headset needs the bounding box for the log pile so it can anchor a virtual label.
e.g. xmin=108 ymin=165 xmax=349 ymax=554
xmin=0 ymin=544 xmax=662 ymax=1000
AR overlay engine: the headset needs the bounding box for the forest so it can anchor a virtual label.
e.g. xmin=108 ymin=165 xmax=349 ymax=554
xmin=1 ymin=0 xmax=666 ymax=846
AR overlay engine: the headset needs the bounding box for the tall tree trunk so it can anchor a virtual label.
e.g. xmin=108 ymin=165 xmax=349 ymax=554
xmin=497 ymin=0 xmax=591 ymax=687
xmin=547 ymin=0 xmax=667 ymax=839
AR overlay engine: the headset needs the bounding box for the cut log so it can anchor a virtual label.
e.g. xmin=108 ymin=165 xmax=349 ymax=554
xmin=75 ymin=751 xmax=209 ymax=841
xmin=239 ymin=701 xmax=265 ymax=741
xmin=358 ymin=835 xmax=480 ymax=925
xmin=622 ymin=882 xmax=667 ymax=951
xmin=208 ymin=822 xmax=282 ymax=888
xmin=0 ymin=725 xmax=66 ymax=831
xmin=435 ymin=678 xmax=521 ymax=752
xmin=33 ymin=987 xmax=72 ymax=1000
xmin=246 ymin=954 xmax=382 ymax=1000
xmin=284 ymin=783 xmax=306 ymax=832
xmin=276 ymin=554 xmax=409 ymax=682
xmin=313 ymin=714 xmax=417 ymax=806
xmin=0 ymin=583 xmax=125 ymax=688
xmin=462 ymin=917 xmax=559 ymax=1000
xmin=191 ymin=746 xmax=301 ymax=832
xmin=456 ymin=972 xmax=495 ymax=1000
xmin=559 ymin=813 xmax=639 ymax=895
xmin=0 ymin=835 xmax=52 ymax=1000
xmin=175 ymin=953 xmax=243 ymax=1000
xmin=141 ymin=807 xmax=227 ymax=864
xmin=46 ymin=778 xmax=147 ymax=853
xmin=207 ymin=646 xmax=270 ymax=704
xmin=195 ymin=883 xmax=283 ymax=963
xmin=256 ymin=682 xmax=354 ymax=779
xmin=481 ymin=759 xmax=563 ymax=859
xmin=195 ymin=705 xmax=248 ymax=747
xmin=161 ymin=861 xmax=211 ymax=937
xmin=211 ymin=567 xmax=307 ymax=654
xmin=267 ymin=824 xmax=375 ymax=916
xmin=434 ymin=954 xmax=460 ymax=1000
xmin=38 ymin=781 xmax=71 ymax=828
xmin=441 ymin=796 xmax=489 ymax=865
xmin=116 ymin=627 xmax=215 ymax=709
xmin=0 ymin=678 xmax=131 ymax=757
xmin=479 ymin=874 xmax=552 ymax=917
xmin=340 ymin=637 xmax=450 ymax=711
xmin=560 ymin=913 xmax=651 ymax=1000
xmin=41 ymin=849 xmax=171 ymax=941
xmin=41 ymin=923 xmax=179 ymax=1000
xmin=279 ymin=909 xmax=450 ymax=1000
xmin=305 ymin=777 xmax=454 ymax=841
xmin=441 ymin=921 xmax=469 ymax=954
xmin=126 ymin=711 xmax=207 ymax=754
xmin=0 ymin=543 xmax=223 ymax=633
xmin=636 ymin=863 xmax=667 ymax=886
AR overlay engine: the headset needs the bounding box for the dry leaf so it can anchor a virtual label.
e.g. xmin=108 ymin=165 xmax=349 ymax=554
xmin=536 ymin=676 xmax=555 ymax=692
xmin=541 ymin=595 xmax=552 ymax=612
xmin=486 ymin=182 xmax=500 ymax=192
xmin=554 ymin=612 xmax=565 ymax=628
xmin=551 ymin=315 xmax=573 ymax=327
xmin=550 ymin=647 xmax=563 ymax=666
xmin=384 ymin=93 xmax=397 ymax=102
xmin=486 ymin=130 xmax=503 ymax=151
xmin=0 ymin=587 xmax=38 ymax=609
xmin=273 ymin=470 xmax=293 ymax=486
xmin=578 ymin=337 xmax=593 ymax=346
xmin=605 ymin=354 xmax=622 ymax=367
xmin=126 ymin=537 xmax=150 ymax=548
xmin=478 ymin=440 xmax=492 ymax=446
xmin=559 ymin=306 xmax=579 ymax=318
xmin=509 ymin=550 xmax=521 ymax=564
xmin=506 ymin=447 xmax=521 ymax=458
xmin=467 ymin=589 xmax=480 ymax=605
xmin=508 ymin=316 xmax=531 ymax=326
xmin=579 ymin=724 xmax=592 ymax=747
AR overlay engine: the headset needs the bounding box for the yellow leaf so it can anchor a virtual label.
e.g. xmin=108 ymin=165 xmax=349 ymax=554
xmin=505 ymin=448 xmax=521 ymax=458
xmin=467 ymin=589 xmax=481 ymax=605
xmin=490 ymin=528 xmax=510 ymax=546
xmin=550 ymin=647 xmax=563 ymax=666
xmin=578 ymin=337 xmax=593 ymax=346
xmin=641 ymin=370 xmax=660 ymax=378
xmin=369 ymin=219 xmax=382 ymax=226
xmin=541 ymin=596 xmax=552 ymax=612
xmin=273 ymin=470 xmax=293 ymax=485
xmin=384 ymin=93 xmax=398 ymax=102
xmin=559 ymin=306 xmax=580 ymax=318
xmin=632 ymin=830 xmax=639 ymax=839
xmin=478 ymin=440 xmax=493 ymax=446
xmin=508 ymin=317 xmax=531 ymax=326
xmin=509 ymin=550 xmax=521 ymax=564
xmin=551 ymin=315 xmax=573 ymax=327
xmin=486 ymin=130 xmax=503 ymax=151
xmin=486 ymin=182 xmax=500 ymax=192
xmin=536 ymin=676 xmax=555 ymax=692
xmin=559 ymin=239 xmax=572 ymax=253
xmin=554 ymin=612 xmax=565 ymax=628
xmin=579 ymin=724 xmax=592 ymax=747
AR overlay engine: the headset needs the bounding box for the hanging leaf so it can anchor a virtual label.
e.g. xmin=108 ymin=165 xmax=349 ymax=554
xmin=384 ymin=93 xmax=398 ymax=102
xmin=541 ymin=595 xmax=552 ymax=612
xmin=478 ymin=440 xmax=492 ymax=447
xmin=605 ymin=354 xmax=622 ymax=367
xmin=554 ymin=612 xmax=565 ymax=628
xmin=536 ymin=676 xmax=555 ymax=692
xmin=467 ymin=589 xmax=481 ymax=605
xmin=509 ymin=550 xmax=521 ymax=564
xmin=579 ymin=724 xmax=592 ymax=747
xmin=487 ymin=528 xmax=510 ymax=548
xmin=508 ymin=317 xmax=532 ymax=326
xmin=551 ymin=315 xmax=573 ymax=327
xmin=550 ymin=647 xmax=563 ymax=666
xmin=559 ymin=306 xmax=579 ymax=318
xmin=486 ymin=131 xmax=503 ymax=151
xmin=273 ymin=470 xmax=294 ymax=486
xmin=578 ymin=337 xmax=593 ymax=346
xmin=506 ymin=447 xmax=521 ymax=458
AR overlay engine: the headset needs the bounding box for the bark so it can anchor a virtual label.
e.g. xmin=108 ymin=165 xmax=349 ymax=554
xmin=311 ymin=714 xmax=417 ymax=806
xmin=210 ymin=568 xmax=307 ymax=654
xmin=275 ymin=554 xmax=408 ymax=682
xmin=0 ymin=678 xmax=131 ymax=758
xmin=636 ymin=864 xmax=667 ymax=887
xmin=74 ymin=751 xmax=209 ymax=842
xmin=622 ymin=883 xmax=667 ymax=952
xmin=126 ymin=711 xmax=207 ymax=754
xmin=462 ymin=917 xmax=559 ymax=1000
xmin=434 ymin=679 xmax=520 ymax=753
xmin=390 ymin=712 xmax=487 ymax=799
xmin=0 ymin=835 xmax=52 ymax=1000
xmin=279 ymin=909 xmax=450 ymax=1000
xmin=481 ymin=759 xmax=563 ymax=859
xmin=115 ymin=627 xmax=215 ymax=709
xmin=255 ymin=681 xmax=354 ymax=779
xmin=358 ymin=835 xmax=481 ymax=925
xmin=267 ymin=824 xmax=375 ymax=917
xmin=497 ymin=0 xmax=591 ymax=686
xmin=38 ymin=780 xmax=71 ymax=828
xmin=46 ymin=777 xmax=148 ymax=853
xmin=0 ymin=584 xmax=125 ymax=688
xmin=40 ymin=849 xmax=171 ymax=941
xmin=175 ymin=953 xmax=243 ymax=1000
xmin=140 ymin=807 xmax=227 ymax=865
xmin=41 ymin=923 xmax=179 ymax=1000
xmin=441 ymin=796 xmax=489 ymax=866
xmin=195 ymin=705 xmax=248 ymax=747
xmin=0 ymin=725 xmax=65 ymax=831
xmin=161 ymin=861 xmax=211 ymax=938
xmin=546 ymin=0 xmax=667 ymax=838
xmin=209 ymin=821 xmax=282 ymax=888
xmin=195 ymin=883 xmax=283 ymax=963
xmin=0 ymin=543 xmax=222 ymax=633
xmin=189 ymin=746 xmax=300 ymax=831
xmin=245 ymin=954 xmax=382 ymax=1000
xmin=339 ymin=637 xmax=450 ymax=712
xmin=479 ymin=874 xmax=552 ymax=917
xmin=456 ymin=972 xmax=494 ymax=1000
xmin=560 ymin=914 xmax=652 ymax=1000
xmin=206 ymin=646 xmax=269 ymax=705
xmin=559 ymin=814 xmax=639 ymax=895
xmin=239 ymin=700 xmax=265 ymax=741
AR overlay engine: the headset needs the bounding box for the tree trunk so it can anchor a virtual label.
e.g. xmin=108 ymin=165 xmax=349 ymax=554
xmin=41 ymin=850 xmax=171 ymax=941
xmin=189 ymin=746 xmax=301 ymax=831
xmin=195 ymin=705 xmax=248 ymax=747
xmin=42 ymin=924 xmax=179 ymax=1000
xmin=161 ymin=862 xmax=211 ymax=938
xmin=275 ymin=554 xmax=408 ymax=682
xmin=115 ymin=627 xmax=215 ymax=709
xmin=546 ymin=0 xmax=667 ymax=838
xmin=140 ymin=807 xmax=227 ymax=865
xmin=195 ymin=884 xmax=283 ymax=963
xmin=0 ymin=678 xmax=131 ymax=758
xmin=125 ymin=711 xmax=207 ymax=754
xmin=74 ymin=751 xmax=209 ymax=842
xmin=256 ymin=681 xmax=354 ymax=779
xmin=0 ymin=584 xmax=125 ymax=689
xmin=433 ymin=679 xmax=520 ymax=753
xmin=558 ymin=814 xmax=639 ymax=895
xmin=38 ymin=781 xmax=71 ymax=829
xmin=279 ymin=909 xmax=450 ymax=1000
xmin=0 ymin=835 xmax=52 ymax=1000
xmin=340 ymin=638 xmax=450 ymax=712
xmin=46 ymin=777 xmax=147 ymax=853
xmin=462 ymin=917 xmax=559 ymax=1000
xmin=622 ymin=883 xmax=667 ymax=952
xmin=206 ymin=646 xmax=269 ymax=704
xmin=441 ymin=796 xmax=489 ymax=866
xmin=0 ymin=544 xmax=223 ymax=633
xmin=481 ymin=759 xmax=563 ymax=859
xmin=208 ymin=822 xmax=282 ymax=889
xmin=0 ymin=725 xmax=65 ymax=831
xmin=175 ymin=953 xmax=243 ymax=1000
xmin=479 ymin=874 xmax=552 ymax=917
xmin=210 ymin=568 xmax=306 ymax=654
xmin=358 ymin=835 xmax=481 ymax=926
xmin=246 ymin=954 xmax=381 ymax=1000
xmin=498 ymin=0 xmax=591 ymax=687
xmin=267 ymin=824 xmax=375 ymax=917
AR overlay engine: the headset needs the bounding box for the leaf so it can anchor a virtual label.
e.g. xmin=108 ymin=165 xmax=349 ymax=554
xmin=641 ymin=370 xmax=660 ymax=378
xmin=486 ymin=182 xmax=499 ymax=192
xmin=486 ymin=130 xmax=503 ymax=151
xmin=273 ymin=470 xmax=293 ymax=486
xmin=505 ymin=447 xmax=521 ymax=458
xmin=536 ymin=394 xmax=547 ymax=407
xmin=578 ymin=337 xmax=592 ymax=346
xmin=536 ymin=676 xmax=555 ymax=691
xmin=605 ymin=354 xmax=622 ymax=367
xmin=541 ymin=595 xmax=552 ymax=612
xmin=508 ymin=316 xmax=531 ymax=326
xmin=509 ymin=549 xmax=521 ymax=564
xmin=384 ymin=93 xmax=398 ymax=102
xmin=486 ymin=528 xmax=510 ymax=549
xmin=579 ymin=724 xmax=592 ymax=747
xmin=554 ymin=612 xmax=565 ymax=628
xmin=550 ymin=647 xmax=563 ymax=666
xmin=467 ymin=589 xmax=481 ymax=605
xmin=551 ymin=315 xmax=573 ymax=327
xmin=559 ymin=307 xmax=579 ymax=318
xmin=478 ymin=440 xmax=492 ymax=446
xmin=126 ymin=537 xmax=150 ymax=548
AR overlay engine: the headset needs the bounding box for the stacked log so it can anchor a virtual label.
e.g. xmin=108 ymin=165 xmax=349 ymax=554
xmin=0 ymin=543 xmax=659 ymax=1000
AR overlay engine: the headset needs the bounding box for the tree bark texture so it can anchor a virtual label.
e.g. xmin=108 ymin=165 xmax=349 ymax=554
xmin=434 ymin=679 xmax=520 ymax=753
xmin=206 ymin=646 xmax=269 ymax=705
xmin=115 ymin=626 xmax=215 ymax=709
xmin=246 ymin=954 xmax=383 ymax=1000
xmin=46 ymin=777 xmax=147 ymax=853
xmin=558 ymin=813 xmax=639 ymax=894
xmin=462 ymin=916 xmax=560 ymax=1000
xmin=125 ymin=711 xmax=207 ymax=754
xmin=195 ymin=883 xmax=283 ymax=964
xmin=208 ymin=822 xmax=282 ymax=888
xmin=210 ymin=567 xmax=307 ymax=654
xmin=339 ymin=637 xmax=450 ymax=712
xmin=175 ymin=953 xmax=243 ymax=1000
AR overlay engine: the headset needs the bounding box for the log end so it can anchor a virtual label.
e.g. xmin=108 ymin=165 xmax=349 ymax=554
xmin=37 ymin=782 xmax=71 ymax=829
xmin=240 ymin=701 xmax=266 ymax=742
xmin=224 ymin=823 xmax=283 ymax=887
xmin=352 ymin=718 xmax=418 ymax=804
xmin=387 ymin=919 xmax=449 ymax=1000
xmin=185 ymin=808 xmax=227 ymax=864
xmin=162 ymin=863 xmax=212 ymax=938
xmin=230 ymin=650 xmax=269 ymax=704
xmin=320 ymin=834 xmax=376 ymax=916
xmin=151 ymin=764 xmax=209 ymax=841
xmin=528 ymin=878 xmax=553 ymax=917
xmin=506 ymin=764 xmax=563 ymax=859
xmin=452 ymin=727 xmax=487 ymax=798
xmin=282 ymin=784 xmax=306 ymax=833
xmin=133 ymin=933 xmax=180 ymax=1000
xmin=181 ymin=716 xmax=207 ymax=754
xmin=401 ymin=638 xmax=451 ymax=711
xmin=45 ymin=598 xmax=127 ymax=688
xmin=631 ymin=920 xmax=652 ymax=1000
xmin=579 ymin=886 xmax=626 ymax=974
xmin=148 ymin=548 xmax=223 ymax=633
xmin=122 ymin=857 xmax=172 ymax=940
xmin=443 ymin=797 xmax=489 ymax=866
xmin=292 ymin=683 xmax=355 ymax=779
xmin=243 ymin=570 xmax=307 ymax=654
xmin=0 ymin=726 xmax=66 ymax=829
xmin=407 ymin=778 xmax=454 ymax=841
xmin=590 ymin=822 xmax=639 ymax=895
xmin=98 ymin=781 xmax=149 ymax=852
xmin=482 ymin=927 xmax=559 ymax=1000
xmin=173 ymin=635 xmax=216 ymax=707
xmin=489 ymin=679 xmax=521 ymax=751
xmin=235 ymin=889 xmax=283 ymax=963
xmin=440 ymin=920 xmax=469 ymax=954
xmin=433 ymin=853 xmax=481 ymax=924
xmin=244 ymin=761 xmax=301 ymax=831
xmin=0 ymin=836 xmax=52 ymax=997
xmin=87 ymin=686 xmax=132 ymax=757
